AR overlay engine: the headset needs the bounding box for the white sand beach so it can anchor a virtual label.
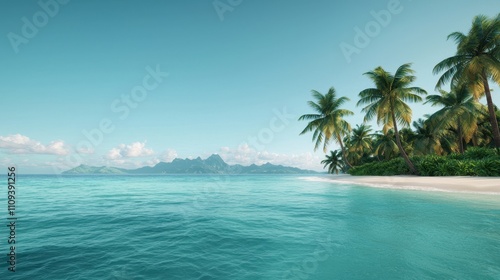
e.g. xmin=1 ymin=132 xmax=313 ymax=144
xmin=309 ymin=175 xmax=500 ymax=195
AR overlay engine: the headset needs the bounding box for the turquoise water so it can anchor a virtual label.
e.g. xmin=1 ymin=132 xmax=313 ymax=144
xmin=2 ymin=175 xmax=500 ymax=279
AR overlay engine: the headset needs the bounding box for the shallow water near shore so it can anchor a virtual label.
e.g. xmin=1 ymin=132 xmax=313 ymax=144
xmin=2 ymin=174 xmax=499 ymax=279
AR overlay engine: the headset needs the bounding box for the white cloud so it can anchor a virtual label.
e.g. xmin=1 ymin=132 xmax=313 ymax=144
xmin=158 ymin=149 xmax=178 ymax=162
xmin=129 ymin=149 xmax=178 ymax=168
xmin=101 ymin=157 xmax=162 ymax=170
xmin=105 ymin=141 xmax=154 ymax=160
xmin=218 ymin=143 xmax=323 ymax=171
xmin=102 ymin=142 xmax=170 ymax=170
xmin=0 ymin=134 xmax=69 ymax=155
xmin=106 ymin=148 xmax=122 ymax=160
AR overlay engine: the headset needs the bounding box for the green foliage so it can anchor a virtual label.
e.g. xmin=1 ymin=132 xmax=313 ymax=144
xmin=321 ymin=150 xmax=344 ymax=174
xmin=463 ymin=147 xmax=499 ymax=159
xmin=348 ymin=147 xmax=500 ymax=176
xmin=446 ymin=153 xmax=464 ymax=160
xmin=301 ymin=14 xmax=500 ymax=175
xmin=433 ymin=13 xmax=500 ymax=148
xmin=348 ymin=158 xmax=410 ymax=176
xmin=432 ymin=159 xmax=477 ymax=176
xmin=476 ymin=157 xmax=500 ymax=176
xmin=412 ymin=155 xmax=447 ymax=176
xmin=298 ymin=87 xmax=353 ymax=152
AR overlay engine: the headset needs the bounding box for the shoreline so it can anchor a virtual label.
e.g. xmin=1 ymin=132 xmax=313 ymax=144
xmin=306 ymin=175 xmax=500 ymax=195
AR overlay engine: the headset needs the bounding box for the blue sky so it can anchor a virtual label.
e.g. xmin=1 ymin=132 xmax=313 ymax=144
xmin=1 ymin=0 xmax=499 ymax=173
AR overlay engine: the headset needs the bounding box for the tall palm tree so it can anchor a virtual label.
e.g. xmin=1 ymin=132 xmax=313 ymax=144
xmin=357 ymin=63 xmax=427 ymax=174
xmin=425 ymin=83 xmax=483 ymax=153
xmin=433 ymin=13 xmax=500 ymax=147
xmin=321 ymin=150 xmax=343 ymax=174
xmin=299 ymin=87 xmax=354 ymax=167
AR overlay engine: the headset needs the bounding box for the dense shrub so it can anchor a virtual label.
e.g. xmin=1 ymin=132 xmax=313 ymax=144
xmin=413 ymin=155 xmax=447 ymax=176
xmin=476 ymin=158 xmax=500 ymax=176
xmin=446 ymin=153 xmax=464 ymax=160
xmin=463 ymin=147 xmax=499 ymax=160
xmin=348 ymin=147 xmax=500 ymax=176
xmin=348 ymin=158 xmax=410 ymax=176
xmin=434 ymin=159 xmax=477 ymax=176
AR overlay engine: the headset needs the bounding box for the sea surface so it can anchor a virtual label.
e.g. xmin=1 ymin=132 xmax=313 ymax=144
xmin=1 ymin=174 xmax=500 ymax=279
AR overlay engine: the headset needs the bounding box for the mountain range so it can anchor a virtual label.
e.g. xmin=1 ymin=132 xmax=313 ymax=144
xmin=62 ymin=154 xmax=318 ymax=175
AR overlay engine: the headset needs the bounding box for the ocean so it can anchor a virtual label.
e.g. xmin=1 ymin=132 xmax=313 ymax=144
xmin=2 ymin=174 xmax=499 ymax=279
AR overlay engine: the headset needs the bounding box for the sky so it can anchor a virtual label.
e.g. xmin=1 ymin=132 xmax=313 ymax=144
xmin=1 ymin=0 xmax=499 ymax=173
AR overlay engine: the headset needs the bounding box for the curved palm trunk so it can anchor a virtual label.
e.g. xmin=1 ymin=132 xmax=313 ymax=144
xmin=457 ymin=117 xmax=464 ymax=154
xmin=336 ymin=134 xmax=352 ymax=169
xmin=390 ymin=105 xmax=418 ymax=175
xmin=482 ymin=73 xmax=500 ymax=147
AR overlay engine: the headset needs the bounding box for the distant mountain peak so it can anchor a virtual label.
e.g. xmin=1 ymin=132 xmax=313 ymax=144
xmin=207 ymin=153 xmax=222 ymax=159
xmin=62 ymin=154 xmax=317 ymax=175
xmin=205 ymin=154 xmax=227 ymax=165
xmin=63 ymin=164 xmax=126 ymax=175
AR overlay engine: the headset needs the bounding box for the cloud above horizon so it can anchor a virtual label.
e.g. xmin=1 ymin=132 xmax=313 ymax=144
xmin=98 ymin=143 xmax=322 ymax=171
xmin=4 ymin=137 xmax=323 ymax=173
xmin=134 ymin=149 xmax=179 ymax=168
xmin=218 ymin=143 xmax=323 ymax=171
xmin=0 ymin=134 xmax=69 ymax=155
xmin=101 ymin=143 xmax=181 ymax=169
xmin=105 ymin=141 xmax=154 ymax=160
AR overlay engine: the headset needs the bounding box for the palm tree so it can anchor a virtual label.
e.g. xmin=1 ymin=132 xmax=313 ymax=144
xmin=471 ymin=110 xmax=496 ymax=147
xmin=433 ymin=13 xmax=500 ymax=147
xmin=411 ymin=118 xmax=444 ymax=155
xmin=425 ymin=83 xmax=483 ymax=153
xmin=373 ymin=130 xmax=399 ymax=161
xmin=321 ymin=150 xmax=343 ymax=174
xmin=358 ymin=63 xmax=427 ymax=174
xmin=399 ymin=127 xmax=416 ymax=156
xmin=349 ymin=124 xmax=373 ymax=153
xmin=299 ymin=87 xmax=354 ymax=167
xmin=346 ymin=124 xmax=373 ymax=165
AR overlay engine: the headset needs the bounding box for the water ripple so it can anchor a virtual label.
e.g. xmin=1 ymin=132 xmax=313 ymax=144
xmin=1 ymin=175 xmax=498 ymax=279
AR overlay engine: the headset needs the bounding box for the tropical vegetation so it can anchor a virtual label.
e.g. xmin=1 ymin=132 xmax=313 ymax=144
xmin=298 ymin=87 xmax=353 ymax=167
xmin=299 ymin=13 xmax=500 ymax=176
